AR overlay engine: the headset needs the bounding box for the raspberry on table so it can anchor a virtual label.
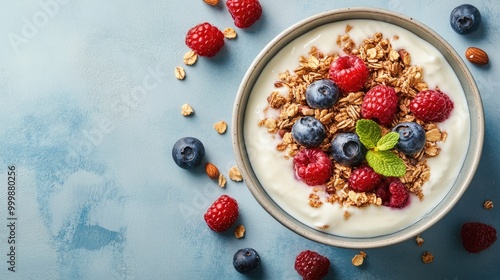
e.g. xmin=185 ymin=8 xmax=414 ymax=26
xmin=461 ymin=222 xmax=497 ymax=253
xmin=204 ymin=194 xmax=239 ymax=232
xmin=293 ymin=148 xmax=332 ymax=186
xmin=294 ymin=250 xmax=330 ymax=280
xmin=410 ymin=89 xmax=454 ymax=122
xmin=226 ymin=0 xmax=262 ymax=29
xmin=361 ymin=85 xmax=399 ymax=126
xmin=328 ymin=55 xmax=369 ymax=93
xmin=348 ymin=166 xmax=382 ymax=192
xmin=185 ymin=22 xmax=224 ymax=57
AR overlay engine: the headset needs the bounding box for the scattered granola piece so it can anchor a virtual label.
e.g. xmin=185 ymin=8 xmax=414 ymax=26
xmin=223 ymin=27 xmax=237 ymax=39
xmin=415 ymin=235 xmax=424 ymax=247
xmin=181 ymin=103 xmax=194 ymax=116
xmin=352 ymin=251 xmax=366 ymax=266
xmin=234 ymin=224 xmax=245 ymax=238
xmin=203 ymin=0 xmax=219 ymax=6
xmin=229 ymin=166 xmax=243 ymax=182
xmin=175 ymin=66 xmax=186 ymax=80
xmin=308 ymin=193 xmax=323 ymax=208
xmin=213 ymin=121 xmax=227 ymax=134
xmin=343 ymin=211 xmax=350 ymax=220
xmin=183 ymin=50 xmax=198 ymax=66
xmin=218 ymin=174 xmax=227 ymax=188
xmin=483 ymin=200 xmax=494 ymax=210
xmin=421 ymin=251 xmax=434 ymax=264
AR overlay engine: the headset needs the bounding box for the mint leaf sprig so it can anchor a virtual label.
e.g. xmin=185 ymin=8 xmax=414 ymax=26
xmin=356 ymin=119 xmax=406 ymax=177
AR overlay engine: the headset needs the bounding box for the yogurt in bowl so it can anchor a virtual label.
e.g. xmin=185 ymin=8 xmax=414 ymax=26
xmin=232 ymin=8 xmax=483 ymax=248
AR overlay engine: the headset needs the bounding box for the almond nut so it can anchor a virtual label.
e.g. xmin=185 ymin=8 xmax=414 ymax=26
xmin=203 ymin=0 xmax=219 ymax=6
xmin=465 ymin=47 xmax=489 ymax=65
xmin=205 ymin=163 xmax=219 ymax=180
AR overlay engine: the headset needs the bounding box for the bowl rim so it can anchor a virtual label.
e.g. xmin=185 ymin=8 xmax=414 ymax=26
xmin=231 ymin=7 xmax=484 ymax=248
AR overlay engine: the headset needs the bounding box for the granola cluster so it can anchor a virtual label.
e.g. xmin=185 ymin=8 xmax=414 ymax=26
xmin=258 ymin=27 xmax=448 ymax=208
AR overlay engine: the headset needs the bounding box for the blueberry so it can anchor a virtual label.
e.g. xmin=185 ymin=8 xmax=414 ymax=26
xmin=172 ymin=137 xmax=205 ymax=169
xmin=331 ymin=133 xmax=367 ymax=167
xmin=306 ymin=79 xmax=340 ymax=109
xmin=291 ymin=116 xmax=326 ymax=147
xmin=233 ymin=248 xmax=261 ymax=274
xmin=392 ymin=122 xmax=426 ymax=156
xmin=450 ymin=4 xmax=481 ymax=35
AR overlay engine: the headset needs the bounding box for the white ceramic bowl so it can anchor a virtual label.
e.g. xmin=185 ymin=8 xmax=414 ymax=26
xmin=232 ymin=8 xmax=483 ymax=248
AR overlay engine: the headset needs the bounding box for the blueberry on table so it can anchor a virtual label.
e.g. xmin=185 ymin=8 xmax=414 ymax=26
xmin=331 ymin=132 xmax=367 ymax=167
xmin=233 ymin=248 xmax=261 ymax=274
xmin=450 ymin=4 xmax=481 ymax=35
xmin=291 ymin=116 xmax=326 ymax=147
xmin=172 ymin=137 xmax=205 ymax=169
xmin=305 ymin=79 xmax=340 ymax=109
xmin=392 ymin=122 xmax=426 ymax=156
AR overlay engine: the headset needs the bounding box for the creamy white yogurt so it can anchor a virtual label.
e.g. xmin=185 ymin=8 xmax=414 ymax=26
xmin=244 ymin=20 xmax=470 ymax=238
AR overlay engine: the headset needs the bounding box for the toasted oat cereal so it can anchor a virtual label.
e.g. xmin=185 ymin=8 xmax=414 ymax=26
xmin=218 ymin=174 xmax=227 ymax=188
xmin=213 ymin=121 xmax=227 ymax=134
xmin=483 ymin=200 xmax=494 ymax=210
xmin=183 ymin=50 xmax=198 ymax=66
xmin=259 ymin=27 xmax=448 ymax=210
xmin=234 ymin=224 xmax=245 ymax=238
xmin=181 ymin=103 xmax=194 ymax=116
xmin=421 ymin=251 xmax=434 ymax=264
xmin=229 ymin=166 xmax=243 ymax=182
xmin=175 ymin=66 xmax=186 ymax=80
xmin=352 ymin=251 xmax=366 ymax=266
xmin=223 ymin=27 xmax=237 ymax=39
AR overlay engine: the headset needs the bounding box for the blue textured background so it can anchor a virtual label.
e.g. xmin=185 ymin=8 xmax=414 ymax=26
xmin=0 ymin=0 xmax=499 ymax=279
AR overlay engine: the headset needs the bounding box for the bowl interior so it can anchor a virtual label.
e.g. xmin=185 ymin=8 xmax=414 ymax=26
xmin=232 ymin=8 xmax=484 ymax=248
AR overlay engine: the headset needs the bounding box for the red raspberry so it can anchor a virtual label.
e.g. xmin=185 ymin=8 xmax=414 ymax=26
xmin=293 ymin=148 xmax=332 ymax=186
xmin=376 ymin=178 xmax=410 ymax=208
xmin=410 ymin=89 xmax=454 ymax=122
xmin=387 ymin=178 xmax=410 ymax=208
xmin=328 ymin=55 xmax=369 ymax=93
xmin=185 ymin=22 xmax=224 ymax=57
xmin=294 ymin=250 xmax=330 ymax=280
xmin=226 ymin=0 xmax=262 ymax=29
xmin=461 ymin=222 xmax=497 ymax=253
xmin=204 ymin=194 xmax=239 ymax=232
xmin=361 ymin=85 xmax=399 ymax=126
xmin=348 ymin=166 xmax=382 ymax=192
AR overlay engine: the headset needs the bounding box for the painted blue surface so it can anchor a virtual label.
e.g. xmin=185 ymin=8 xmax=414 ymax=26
xmin=0 ymin=0 xmax=499 ymax=279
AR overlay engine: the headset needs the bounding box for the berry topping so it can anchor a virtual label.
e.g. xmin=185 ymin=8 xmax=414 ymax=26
xmin=172 ymin=137 xmax=205 ymax=169
xmin=185 ymin=22 xmax=224 ymax=57
xmin=376 ymin=178 xmax=410 ymax=208
xmin=348 ymin=166 xmax=382 ymax=192
xmin=293 ymin=148 xmax=332 ymax=186
xmin=204 ymin=195 xmax=239 ymax=232
xmin=328 ymin=55 xmax=369 ymax=93
xmin=410 ymin=89 xmax=454 ymax=122
xmin=291 ymin=116 xmax=326 ymax=148
xmin=226 ymin=0 xmax=262 ymax=29
xmin=305 ymin=79 xmax=340 ymax=109
xmin=392 ymin=122 xmax=426 ymax=156
xmin=294 ymin=250 xmax=330 ymax=280
xmin=361 ymin=85 xmax=398 ymax=126
xmin=450 ymin=4 xmax=481 ymax=35
xmin=461 ymin=222 xmax=497 ymax=253
xmin=233 ymin=248 xmax=261 ymax=274
xmin=331 ymin=132 xmax=367 ymax=167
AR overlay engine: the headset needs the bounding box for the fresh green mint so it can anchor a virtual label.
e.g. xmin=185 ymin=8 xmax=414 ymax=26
xmin=355 ymin=119 xmax=406 ymax=177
